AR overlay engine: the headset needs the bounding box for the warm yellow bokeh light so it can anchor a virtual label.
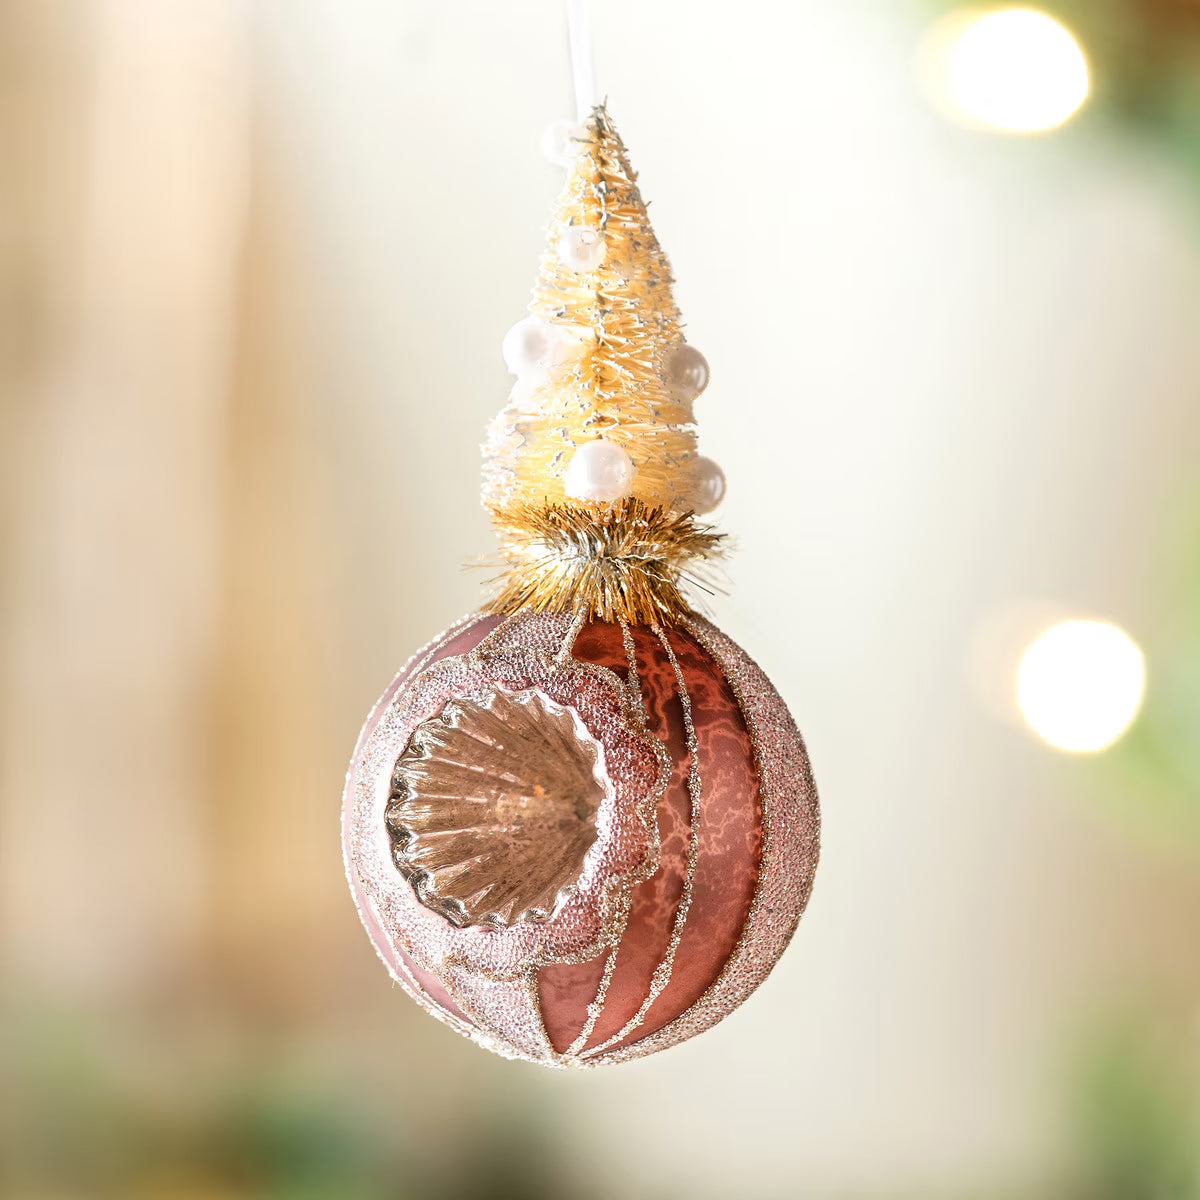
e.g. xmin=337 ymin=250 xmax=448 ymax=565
xmin=1017 ymin=620 xmax=1145 ymax=753
xmin=922 ymin=8 xmax=1090 ymax=133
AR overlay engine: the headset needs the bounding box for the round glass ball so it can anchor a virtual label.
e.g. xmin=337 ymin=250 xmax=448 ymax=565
xmin=540 ymin=119 xmax=586 ymax=167
xmin=502 ymin=316 xmax=573 ymax=378
xmin=564 ymin=439 xmax=636 ymax=503
xmin=342 ymin=611 xmax=820 ymax=1066
xmin=690 ymin=456 xmax=726 ymax=515
xmin=666 ymin=343 xmax=710 ymax=401
xmin=556 ymin=226 xmax=607 ymax=273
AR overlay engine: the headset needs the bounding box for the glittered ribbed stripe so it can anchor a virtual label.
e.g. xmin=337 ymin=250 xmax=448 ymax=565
xmin=579 ymin=624 xmax=703 ymax=1058
xmin=441 ymin=965 xmax=557 ymax=1062
xmin=585 ymin=614 xmax=819 ymax=1066
xmin=556 ymin=619 xmax=645 ymax=1060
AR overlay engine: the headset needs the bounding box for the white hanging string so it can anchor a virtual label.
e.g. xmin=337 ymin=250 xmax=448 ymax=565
xmin=567 ymin=0 xmax=597 ymax=122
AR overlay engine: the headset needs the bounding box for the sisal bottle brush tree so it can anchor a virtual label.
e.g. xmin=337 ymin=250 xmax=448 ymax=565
xmin=484 ymin=106 xmax=726 ymax=625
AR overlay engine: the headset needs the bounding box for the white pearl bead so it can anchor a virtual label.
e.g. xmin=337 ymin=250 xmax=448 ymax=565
xmin=540 ymin=119 xmax=585 ymax=167
xmin=690 ymin=456 xmax=726 ymax=514
xmin=667 ymin=343 xmax=710 ymax=401
xmin=556 ymin=226 xmax=606 ymax=273
xmin=502 ymin=316 xmax=573 ymax=378
xmin=564 ymin=440 xmax=636 ymax=503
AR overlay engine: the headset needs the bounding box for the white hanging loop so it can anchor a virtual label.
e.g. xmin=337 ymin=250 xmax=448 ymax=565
xmin=567 ymin=0 xmax=597 ymax=122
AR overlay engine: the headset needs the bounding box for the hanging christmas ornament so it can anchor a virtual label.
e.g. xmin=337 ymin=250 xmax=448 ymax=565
xmin=343 ymin=27 xmax=819 ymax=1067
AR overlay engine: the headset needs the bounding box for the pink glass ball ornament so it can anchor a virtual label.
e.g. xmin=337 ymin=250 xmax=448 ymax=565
xmin=342 ymin=611 xmax=820 ymax=1067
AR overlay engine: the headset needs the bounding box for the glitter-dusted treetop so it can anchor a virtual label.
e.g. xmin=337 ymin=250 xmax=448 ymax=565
xmin=483 ymin=106 xmax=724 ymax=625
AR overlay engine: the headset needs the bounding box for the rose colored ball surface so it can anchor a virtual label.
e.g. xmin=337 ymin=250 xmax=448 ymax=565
xmin=342 ymin=610 xmax=819 ymax=1067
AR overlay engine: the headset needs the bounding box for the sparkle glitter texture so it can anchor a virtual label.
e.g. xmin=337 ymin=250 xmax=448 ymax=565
xmin=342 ymin=611 xmax=819 ymax=1066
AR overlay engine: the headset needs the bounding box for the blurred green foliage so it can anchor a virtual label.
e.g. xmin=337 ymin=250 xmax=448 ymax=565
xmin=1067 ymin=1012 xmax=1200 ymax=1200
xmin=1093 ymin=495 xmax=1200 ymax=846
xmin=0 ymin=998 xmax=568 ymax=1200
xmin=2 ymin=998 xmax=1197 ymax=1200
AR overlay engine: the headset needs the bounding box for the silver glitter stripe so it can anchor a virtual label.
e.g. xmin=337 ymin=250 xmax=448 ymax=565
xmin=469 ymin=610 xmax=516 ymax=655
xmin=475 ymin=610 xmax=577 ymax=657
xmin=557 ymin=607 xmax=589 ymax=663
xmin=559 ymin=899 xmax=627 ymax=1060
xmin=585 ymin=613 xmax=819 ymax=1067
xmin=558 ymin=619 xmax=645 ymax=1060
xmin=579 ymin=625 xmax=702 ymax=1059
xmin=441 ymin=964 xmax=558 ymax=1063
xmin=543 ymin=605 xmax=596 ymax=1060
xmin=619 ymin=618 xmax=646 ymax=718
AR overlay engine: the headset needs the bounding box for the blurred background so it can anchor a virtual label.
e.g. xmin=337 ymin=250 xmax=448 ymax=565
xmin=2 ymin=1 xmax=1199 ymax=1196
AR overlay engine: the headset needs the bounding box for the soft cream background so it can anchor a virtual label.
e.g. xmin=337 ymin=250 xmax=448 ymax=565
xmin=2 ymin=2 xmax=1198 ymax=1196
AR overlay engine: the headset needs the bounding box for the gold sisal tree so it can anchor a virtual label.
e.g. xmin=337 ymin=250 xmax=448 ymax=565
xmin=484 ymin=105 xmax=724 ymax=625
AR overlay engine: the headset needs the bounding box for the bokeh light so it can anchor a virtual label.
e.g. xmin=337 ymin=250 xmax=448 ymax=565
xmin=921 ymin=7 xmax=1091 ymax=133
xmin=1018 ymin=620 xmax=1146 ymax=752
